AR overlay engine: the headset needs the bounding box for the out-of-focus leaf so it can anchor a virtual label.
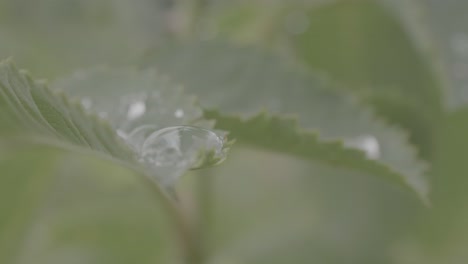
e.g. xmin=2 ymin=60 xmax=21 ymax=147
xmin=0 ymin=61 xmax=128 ymax=162
xmin=186 ymin=147 xmax=421 ymax=264
xmin=0 ymin=0 xmax=169 ymax=77
xmin=145 ymin=41 xmax=429 ymax=202
xmin=415 ymin=107 xmax=468 ymax=262
xmin=0 ymin=60 xmax=134 ymax=161
xmin=0 ymin=61 xmax=215 ymax=262
xmin=1 ymin=60 xmax=223 ymax=189
xmin=289 ymin=0 xmax=443 ymax=159
xmin=0 ymin=141 xmax=179 ymax=264
xmin=405 ymin=0 xmax=468 ymax=110
xmin=51 ymin=66 xmax=230 ymax=186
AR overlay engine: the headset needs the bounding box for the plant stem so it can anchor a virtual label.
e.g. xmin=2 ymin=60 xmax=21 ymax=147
xmin=181 ymin=169 xmax=215 ymax=264
xmin=197 ymin=169 xmax=214 ymax=261
xmin=137 ymin=173 xmax=197 ymax=264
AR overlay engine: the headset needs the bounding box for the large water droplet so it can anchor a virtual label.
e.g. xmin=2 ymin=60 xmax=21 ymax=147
xmin=344 ymin=135 xmax=380 ymax=160
xmin=139 ymin=126 xmax=226 ymax=187
xmin=126 ymin=125 xmax=159 ymax=152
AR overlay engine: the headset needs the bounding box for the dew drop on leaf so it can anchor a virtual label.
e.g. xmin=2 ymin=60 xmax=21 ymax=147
xmin=344 ymin=135 xmax=380 ymax=160
xmin=174 ymin=109 xmax=184 ymax=118
xmin=139 ymin=126 xmax=227 ymax=187
xmin=126 ymin=125 xmax=159 ymax=152
xmin=116 ymin=129 xmax=127 ymax=139
xmin=127 ymin=100 xmax=146 ymax=120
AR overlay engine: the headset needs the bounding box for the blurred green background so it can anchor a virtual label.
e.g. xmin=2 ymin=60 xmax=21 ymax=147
xmin=1 ymin=0 xmax=468 ymax=263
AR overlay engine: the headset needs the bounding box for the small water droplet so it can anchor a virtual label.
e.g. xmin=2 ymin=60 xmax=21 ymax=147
xmin=140 ymin=126 xmax=226 ymax=187
xmin=81 ymin=97 xmax=92 ymax=110
xmin=344 ymin=135 xmax=380 ymax=160
xmin=127 ymin=101 xmax=146 ymax=120
xmin=174 ymin=109 xmax=184 ymax=118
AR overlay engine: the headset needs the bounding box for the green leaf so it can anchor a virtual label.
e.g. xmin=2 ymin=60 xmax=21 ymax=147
xmin=419 ymin=106 xmax=468 ymax=251
xmin=0 ymin=59 xmax=134 ymax=162
xmin=1 ymin=60 xmax=224 ymax=185
xmin=51 ymin=66 xmax=206 ymax=132
xmin=51 ymin=66 xmax=230 ymax=186
xmin=0 ymin=0 xmax=168 ymax=77
xmin=0 ymin=60 xmax=212 ymax=262
xmin=144 ymin=40 xmax=429 ymax=202
xmin=192 ymin=146 xmax=422 ymax=264
xmin=289 ymin=0 xmax=443 ymax=159
xmin=402 ymin=0 xmax=468 ymax=109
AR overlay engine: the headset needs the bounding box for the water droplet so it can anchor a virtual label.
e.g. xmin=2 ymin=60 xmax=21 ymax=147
xmin=140 ymin=126 xmax=226 ymax=187
xmin=116 ymin=129 xmax=127 ymax=139
xmin=174 ymin=109 xmax=184 ymax=118
xmin=127 ymin=101 xmax=146 ymax=120
xmin=81 ymin=97 xmax=92 ymax=110
xmin=344 ymin=135 xmax=380 ymax=160
xmin=126 ymin=125 xmax=159 ymax=152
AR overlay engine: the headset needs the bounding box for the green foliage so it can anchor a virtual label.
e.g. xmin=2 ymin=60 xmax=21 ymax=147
xmin=289 ymin=0 xmax=443 ymax=159
xmin=0 ymin=0 xmax=167 ymax=77
xmin=146 ymin=41 xmax=429 ymax=201
xmin=410 ymin=0 xmax=468 ymax=109
xmin=418 ymin=106 xmax=468 ymax=261
xmin=2 ymin=0 xmax=468 ymax=263
xmin=0 ymin=60 xmax=134 ymax=160
xmin=51 ymin=66 xmax=207 ymax=132
xmin=0 ymin=142 xmax=179 ymax=264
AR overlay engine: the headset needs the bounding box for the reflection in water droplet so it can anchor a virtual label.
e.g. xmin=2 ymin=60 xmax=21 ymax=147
xmin=140 ymin=126 xmax=226 ymax=187
xmin=127 ymin=101 xmax=146 ymax=120
xmin=126 ymin=125 xmax=159 ymax=152
xmin=81 ymin=88 xmax=229 ymax=190
xmin=81 ymin=97 xmax=92 ymax=110
xmin=174 ymin=109 xmax=184 ymax=118
xmin=116 ymin=129 xmax=127 ymax=139
xmin=344 ymin=135 xmax=380 ymax=160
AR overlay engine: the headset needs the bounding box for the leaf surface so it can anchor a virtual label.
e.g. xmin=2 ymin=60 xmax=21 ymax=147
xmin=289 ymin=0 xmax=443 ymax=159
xmin=145 ymin=41 xmax=429 ymax=202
